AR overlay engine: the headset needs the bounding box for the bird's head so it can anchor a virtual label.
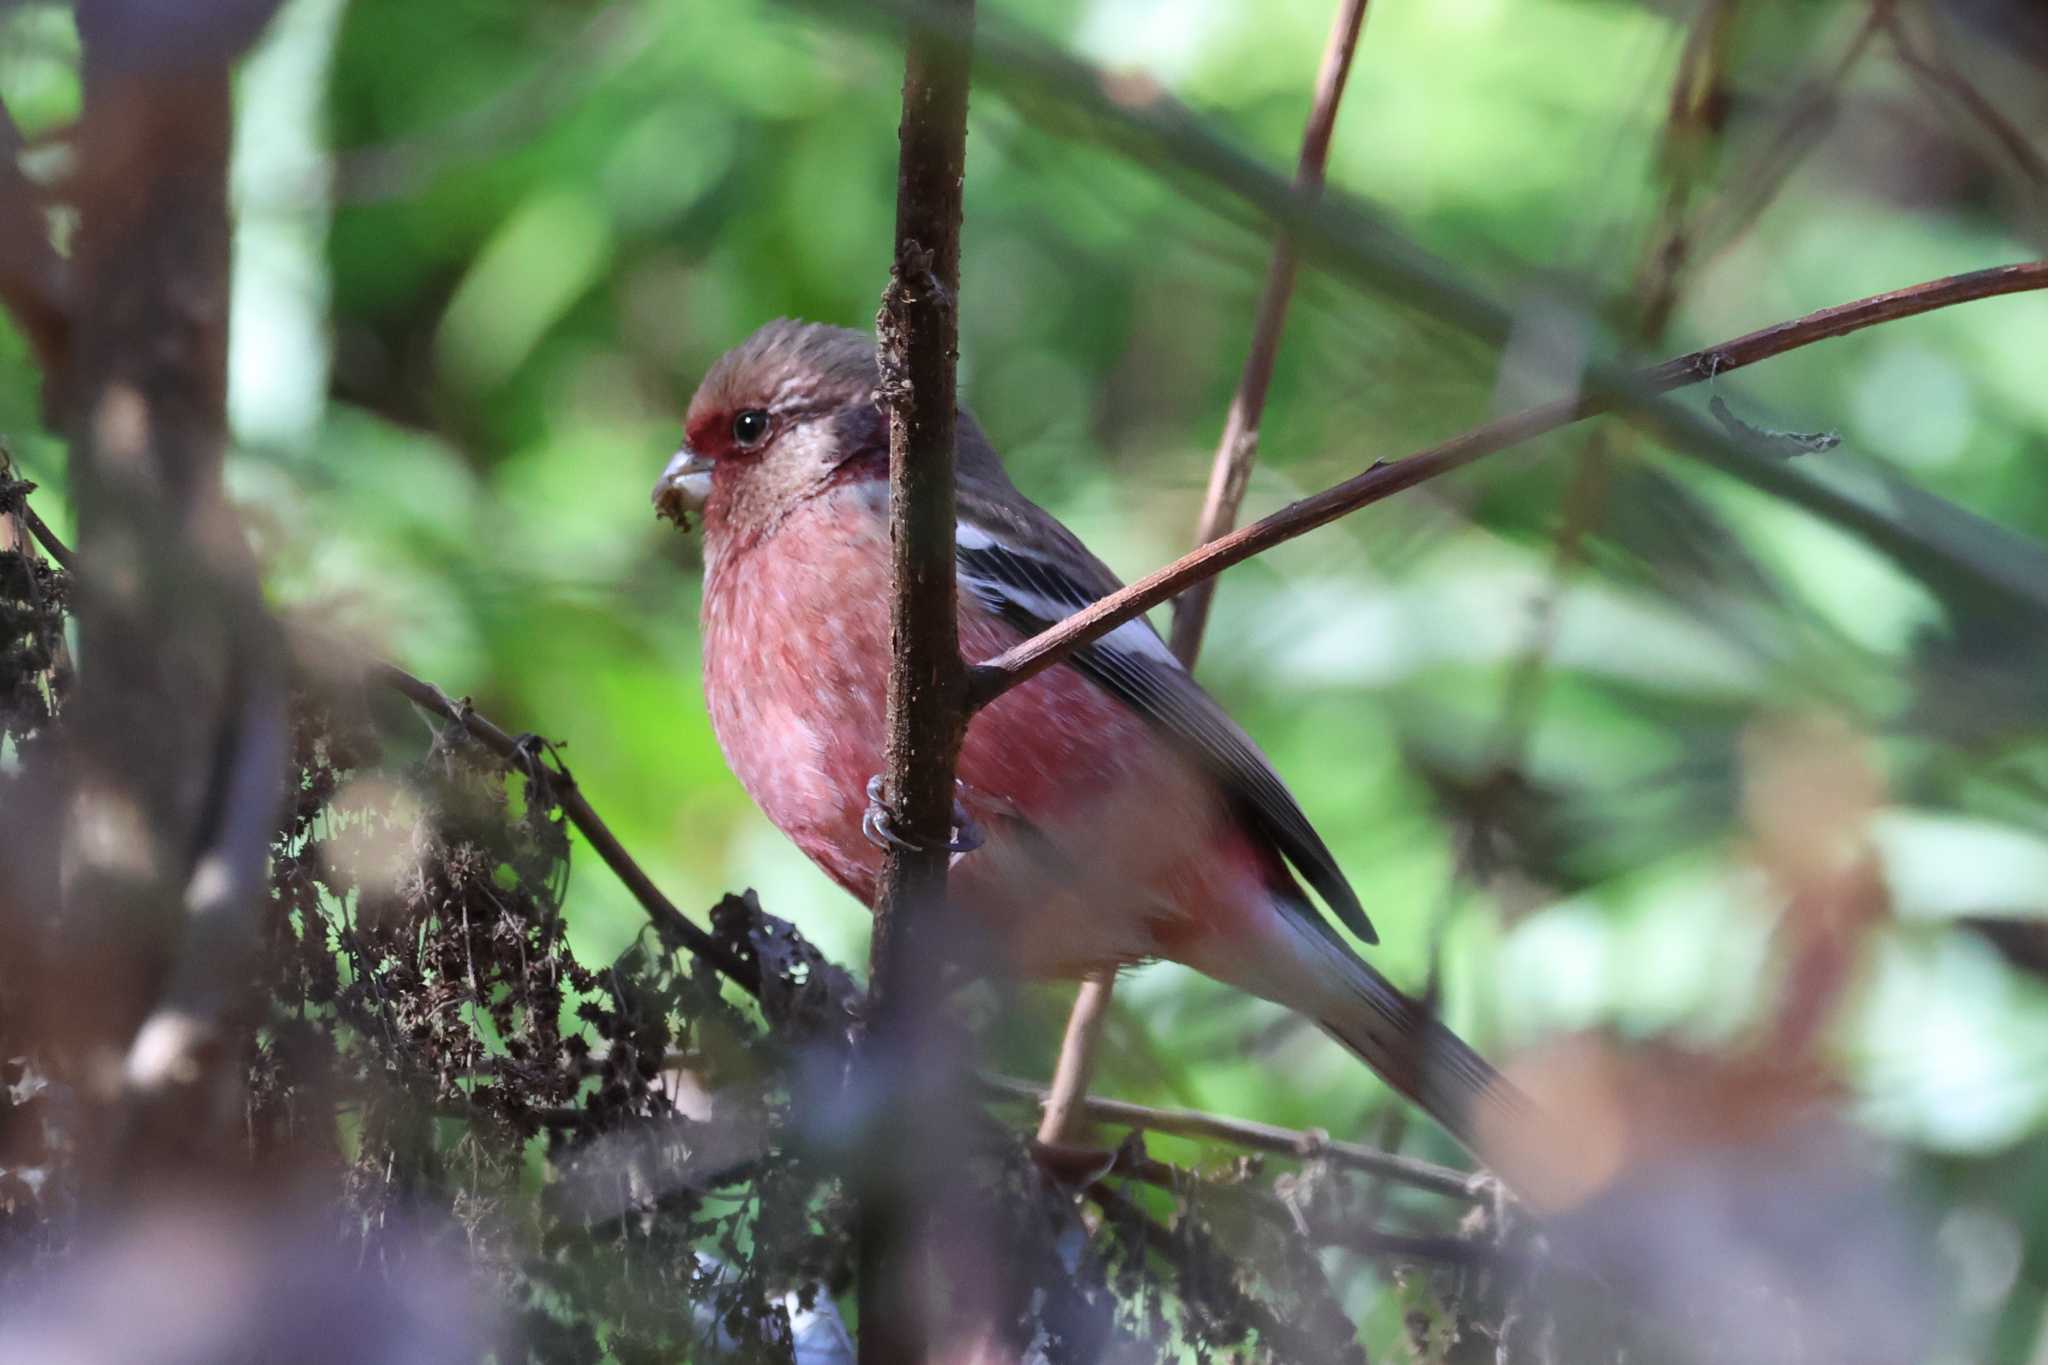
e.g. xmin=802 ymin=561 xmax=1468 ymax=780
xmin=653 ymin=319 xmax=884 ymax=542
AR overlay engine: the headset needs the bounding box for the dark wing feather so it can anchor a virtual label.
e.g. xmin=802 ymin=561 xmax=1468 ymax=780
xmin=956 ymin=489 xmax=1377 ymax=945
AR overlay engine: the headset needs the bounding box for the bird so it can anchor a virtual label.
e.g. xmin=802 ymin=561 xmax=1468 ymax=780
xmin=653 ymin=319 xmax=1526 ymax=1155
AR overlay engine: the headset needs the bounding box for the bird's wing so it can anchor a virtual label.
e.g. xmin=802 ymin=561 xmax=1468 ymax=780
xmin=955 ymin=485 xmax=1378 ymax=946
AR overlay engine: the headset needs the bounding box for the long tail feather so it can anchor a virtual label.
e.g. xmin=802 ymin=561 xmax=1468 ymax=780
xmin=1253 ymin=908 xmax=1535 ymax=1161
xmin=1313 ymin=953 xmax=1533 ymax=1160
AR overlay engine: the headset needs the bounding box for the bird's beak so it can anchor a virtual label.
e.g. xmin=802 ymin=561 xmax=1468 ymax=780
xmin=653 ymin=445 xmax=715 ymax=528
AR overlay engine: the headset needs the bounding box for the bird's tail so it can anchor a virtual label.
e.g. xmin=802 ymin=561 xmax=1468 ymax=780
xmin=1313 ymin=954 xmax=1532 ymax=1162
xmin=1243 ymin=910 xmax=1535 ymax=1163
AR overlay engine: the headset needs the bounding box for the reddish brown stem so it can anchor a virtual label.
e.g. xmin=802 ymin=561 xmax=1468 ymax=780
xmin=967 ymin=259 xmax=2048 ymax=709
xmin=1036 ymin=0 xmax=1375 ymax=1160
xmin=1167 ymin=0 xmax=1372 ymax=659
xmin=1031 ymin=966 xmax=1115 ymax=1146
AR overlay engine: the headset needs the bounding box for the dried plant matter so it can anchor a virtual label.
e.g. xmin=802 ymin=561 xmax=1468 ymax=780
xmin=8 ymin=523 xmax=1520 ymax=1362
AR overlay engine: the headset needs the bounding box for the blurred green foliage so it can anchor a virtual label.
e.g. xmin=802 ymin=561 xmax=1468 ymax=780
xmin=9 ymin=0 xmax=2048 ymax=1355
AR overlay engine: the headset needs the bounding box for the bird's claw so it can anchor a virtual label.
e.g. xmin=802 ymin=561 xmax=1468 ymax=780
xmin=862 ymin=775 xmax=983 ymax=857
xmin=862 ymin=776 xmax=918 ymax=852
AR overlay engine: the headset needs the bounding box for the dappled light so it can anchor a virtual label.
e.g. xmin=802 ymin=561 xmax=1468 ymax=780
xmin=4 ymin=0 xmax=2048 ymax=1360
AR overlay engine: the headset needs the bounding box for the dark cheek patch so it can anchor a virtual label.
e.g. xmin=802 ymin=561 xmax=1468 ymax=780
xmin=821 ymin=404 xmax=889 ymax=484
xmin=831 ymin=404 xmax=886 ymax=458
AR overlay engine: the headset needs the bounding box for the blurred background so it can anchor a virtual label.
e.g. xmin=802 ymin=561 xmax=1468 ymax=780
xmin=6 ymin=0 xmax=2048 ymax=1358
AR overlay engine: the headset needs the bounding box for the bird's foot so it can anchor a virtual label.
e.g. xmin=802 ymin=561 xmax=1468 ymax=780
xmin=862 ymin=775 xmax=984 ymax=858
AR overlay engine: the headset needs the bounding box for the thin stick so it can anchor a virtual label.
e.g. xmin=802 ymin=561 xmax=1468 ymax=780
xmin=0 ymin=447 xmax=76 ymax=571
xmin=1035 ymin=0 xmax=1374 ymax=1157
xmin=967 ymin=259 xmax=2048 ymax=709
xmin=985 ymin=1074 xmax=1482 ymax=1200
xmin=1032 ymin=964 xmax=1115 ymax=1146
xmin=1104 ymin=1144 xmax=1508 ymax=1265
xmin=369 ymin=662 xmax=762 ymax=996
xmin=1168 ymin=0 xmax=1371 ymax=659
xmin=1882 ymin=5 xmax=2048 ymax=193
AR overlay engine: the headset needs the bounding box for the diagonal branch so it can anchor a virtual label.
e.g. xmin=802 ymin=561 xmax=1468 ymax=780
xmin=967 ymin=259 xmax=2048 ymax=709
xmin=0 ymin=448 xmax=76 ymax=571
xmin=835 ymin=0 xmax=2048 ymax=653
xmin=0 ymin=445 xmax=767 ymax=1003
xmin=368 ymin=662 xmax=762 ymax=995
xmin=1881 ymin=3 xmax=2048 ymax=194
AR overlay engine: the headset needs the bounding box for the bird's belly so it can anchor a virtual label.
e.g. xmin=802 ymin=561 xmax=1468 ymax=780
xmin=702 ymin=549 xmax=895 ymax=902
xmin=700 ymin=505 xmax=1271 ymax=980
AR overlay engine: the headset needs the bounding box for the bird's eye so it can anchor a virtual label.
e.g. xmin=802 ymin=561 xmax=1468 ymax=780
xmin=732 ymin=409 xmax=771 ymax=447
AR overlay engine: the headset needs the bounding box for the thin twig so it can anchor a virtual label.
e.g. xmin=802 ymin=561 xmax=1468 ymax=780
xmin=1037 ymin=0 xmax=1374 ymax=1158
xmin=1882 ymin=4 xmax=2048 ymax=193
xmin=1167 ymin=0 xmax=1372 ymax=659
xmin=1688 ymin=1 xmax=1884 ymax=275
xmin=0 ymin=450 xmax=76 ymax=571
xmin=1109 ymin=1143 xmax=1509 ymax=1266
xmin=835 ymin=0 xmax=2048 ymax=639
xmin=368 ymin=661 xmax=762 ymax=996
xmin=1033 ymin=963 xmax=1116 ymax=1147
xmin=985 ymin=1074 xmax=1483 ymax=1200
xmin=966 ymin=259 xmax=2048 ymax=709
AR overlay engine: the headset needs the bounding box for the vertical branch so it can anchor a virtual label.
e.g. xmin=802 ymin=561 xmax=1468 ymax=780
xmin=56 ymin=1 xmax=287 ymax=1186
xmin=868 ymin=14 xmax=974 ymax=1011
xmin=861 ymin=0 xmax=976 ymax=1360
xmin=1031 ymin=961 xmax=1114 ymax=1148
xmin=1037 ymin=0 xmax=1372 ymax=1153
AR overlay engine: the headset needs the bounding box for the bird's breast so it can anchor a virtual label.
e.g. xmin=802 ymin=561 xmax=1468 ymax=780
xmin=701 ymin=491 xmax=896 ymax=896
xmin=695 ymin=485 xmax=1273 ymax=980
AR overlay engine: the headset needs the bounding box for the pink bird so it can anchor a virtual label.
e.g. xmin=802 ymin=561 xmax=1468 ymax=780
xmin=655 ymin=320 xmax=1523 ymax=1153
